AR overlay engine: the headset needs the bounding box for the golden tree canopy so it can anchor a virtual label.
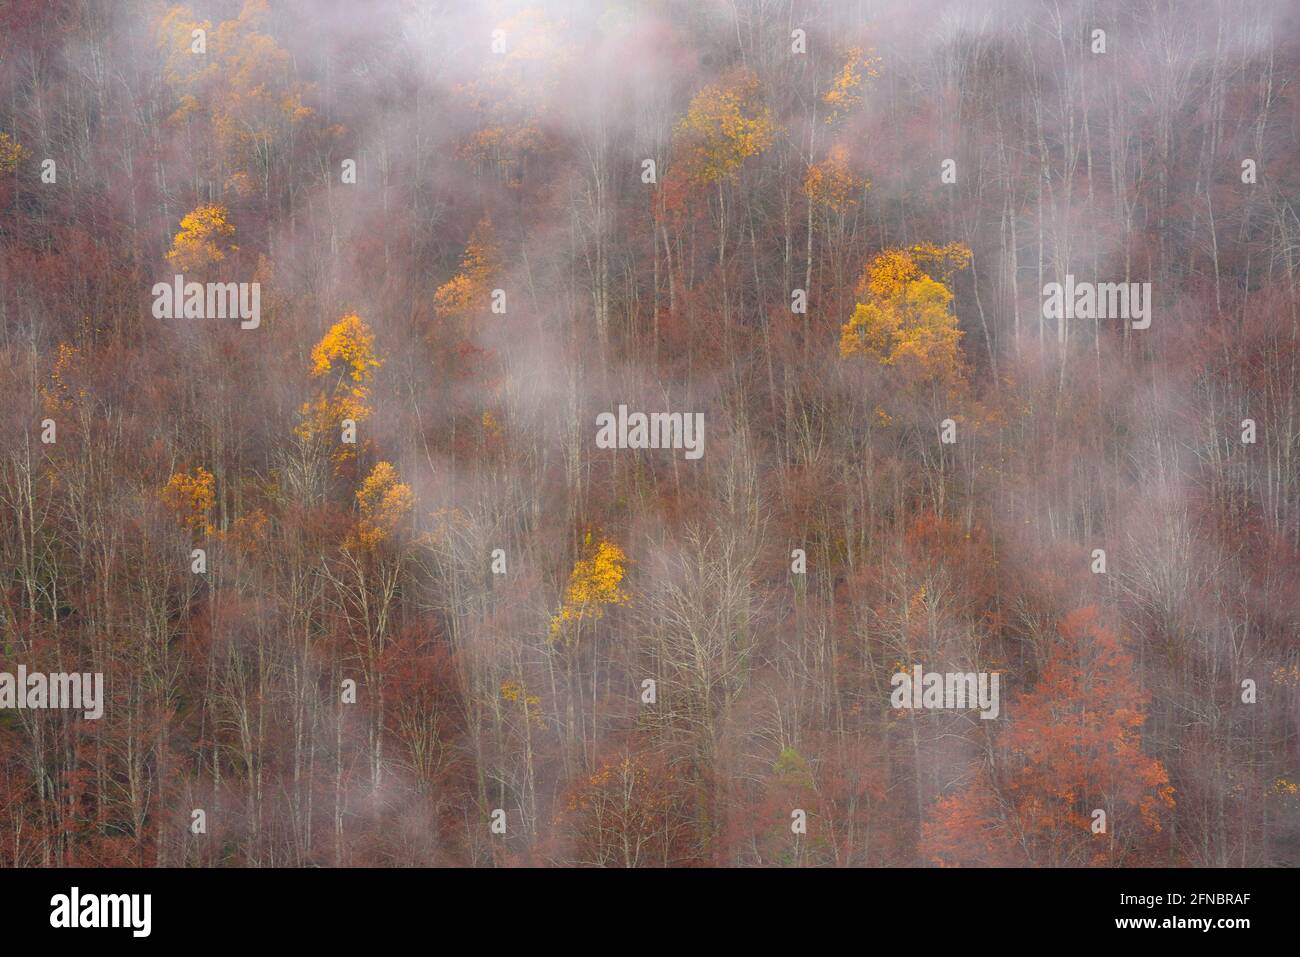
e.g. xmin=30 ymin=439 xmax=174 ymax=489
xmin=166 ymin=204 xmax=238 ymax=272
xmin=433 ymin=218 xmax=500 ymax=322
xmin=351 ymin=461 xmax=414 ymax=550
xmin=309 ymin=313 xmax=382 ymax=383
xmin=804 ymin=144 xmax=866 ymax=212
xmin=0 ymin=133 xmax=30 ymax=174
xmin=840 ymin=243 xmax=971 ymax=382
xmin=157 ymin=1 xmax=317 ymax=195
xmin=295 ymin=314 xmax=382 ymax=456
xmin=161 ymin=467 xmax=216 ymax=535
xmin=673 ymin=70 xmax=776 ymax=186
xmin=823 ymin=47 xmax=882 ymax=125
xmin=549 ymin=538 xmax=630 ymax=643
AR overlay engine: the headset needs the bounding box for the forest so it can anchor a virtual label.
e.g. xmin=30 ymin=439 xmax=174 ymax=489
xmin=0 ymin=0 xmax=1297 ymax=867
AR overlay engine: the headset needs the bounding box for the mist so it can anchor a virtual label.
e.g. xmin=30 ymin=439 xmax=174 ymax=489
xmin=0 ymin=0 xmax=1296 ymax=867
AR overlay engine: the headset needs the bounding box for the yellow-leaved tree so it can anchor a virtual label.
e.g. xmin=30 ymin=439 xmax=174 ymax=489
xmin=839 ymin=242 xmax=972 ymax=383
xmin=457 ymin=9 xmax=566 ymax=185
xmin=160 ymin=467 xmax=216 ymax=535
xmin=673 ymin=70 xmax=775 ymax=187
xmin=433 ymin=217 xmax=500 ymax=327
xmin=295 ymin=314 xmax=382 ymax=462
xmin=670 ymin=69 xmax=777 ymax=330
xmin=349 ymin=461 xmax=414 ymax=550
xmin=549 ymin=537 xmax=630 ymax=644
xmin=803 ymin=143 xmax=864 ymax=213
xmin=157 ymin=1 xmax=319 ymax=198
xmin=500 ymin=678 xmax=545 ymax=730
xmin=822 ymin=47 xmax=882 ymax=125
xmin=0 ymin=133 xmax=30 ymax=174
xmin=158 ymin=6 xmax=213 ymax=94
xmin=166 ymin=204 xmax=238 ymax=273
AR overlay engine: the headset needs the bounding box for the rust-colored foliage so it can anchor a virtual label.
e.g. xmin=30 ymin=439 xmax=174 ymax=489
xmin=557 ymin=749 xmax=698 ymax=866
xmin=1 ymin=0 xmax=1294 ymax=874
xmin=922 ymin=608 xmax=1176 ymax=866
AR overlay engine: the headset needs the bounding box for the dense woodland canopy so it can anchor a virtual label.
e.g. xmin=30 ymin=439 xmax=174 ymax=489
xmin=0 ymin=0 xmax=1298 ymax=867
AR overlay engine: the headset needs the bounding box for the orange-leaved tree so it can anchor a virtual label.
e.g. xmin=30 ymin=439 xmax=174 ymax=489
xmin=433 ymin=217 xmax=500 ymax=328
xmin=457 ymin=9 xmax=566 ymax=185
xmin=921 ymin=607 xmax=1176 ymax=866
xmin=803 ymin=143 xmax=865 ymax=213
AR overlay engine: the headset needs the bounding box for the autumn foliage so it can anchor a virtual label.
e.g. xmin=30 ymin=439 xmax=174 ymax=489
xmin=923 ymin=609 xmax=1176 ymax=866
xmin=840 ymin=242 xmax=972 ymax=382
xmin=549 ymin=537 xmax=631 ymax=644
xmin=672 ymin=69 xmax=776 ymax=188
xmin=0 ymin=0 xmax=1296 ymax=872
xmin=160 ymin=467 xmax=216 ymax=535
xmin=295 ymin=313 xmax=382 ymax=461
xmin=166 ymin=204 xmax=238 ymax=273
